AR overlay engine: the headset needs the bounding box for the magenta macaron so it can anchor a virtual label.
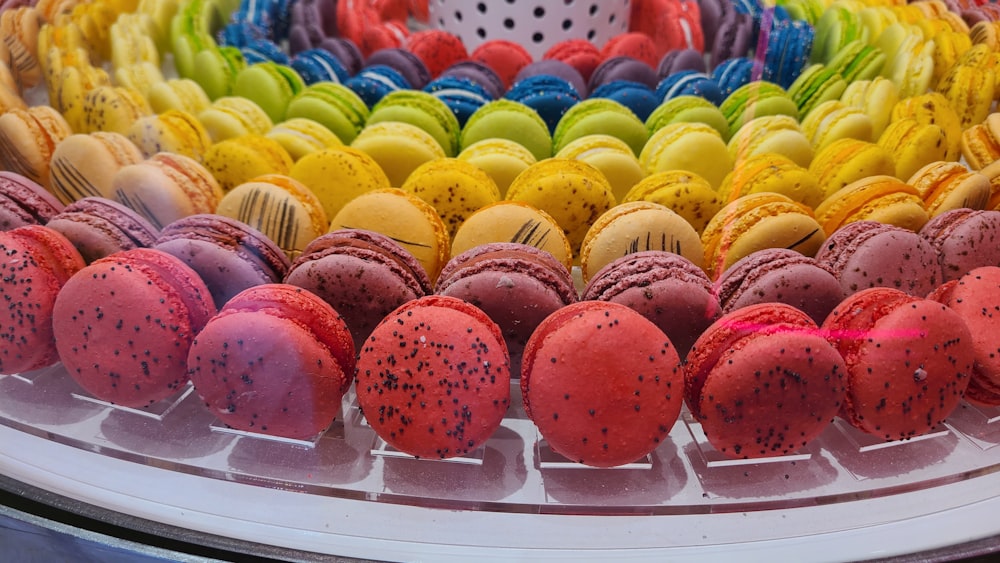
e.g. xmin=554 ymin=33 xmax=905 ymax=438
xmin=920 ymin=208 xmax=1000 ymax=282
xmin=45 ymin=197 xmax=160 ymax=264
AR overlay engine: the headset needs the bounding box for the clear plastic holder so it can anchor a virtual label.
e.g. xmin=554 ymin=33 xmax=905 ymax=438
xmin=682 ymin=412 xmax=813 ymax=468
xmin=71 ymin=383 xmax=194 ymax=422
xmin=833 ymin=418 xmax=951 ymax=453
xmin=534 ymin=434 xmax=654 ymax=470
xmin=370 ymin=434 xmax=486 ymax=466
xmin=3 ymin=363 xmax=61 ymax=385
xmin=209 ymin=418 xmax=342 ymax=449
xmin=944 ymin=401 xmax=1000 ymax=451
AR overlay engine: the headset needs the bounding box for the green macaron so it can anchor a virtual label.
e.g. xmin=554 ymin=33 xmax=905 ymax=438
xmin=553 ymin=98 xmax=649 ymax=157
xmin=787 ymin=64 xmax=847 ymax=118
xmin=233 ymin=61 xmax=305 ymax=123
xmin=720 ymin=81 xmax=800 ymax=134
xmin=645 ymin=95 xmax=731 ymax=140
xmin=460 ymin=99 xmax=553 ymax=162
xmin=285 ymin=82 xmax=369 ymax=144
xmin=367 ymin=90 xmax=461 ymax=157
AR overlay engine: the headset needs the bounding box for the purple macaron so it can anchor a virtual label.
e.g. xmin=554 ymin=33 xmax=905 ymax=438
xmin=0 ymin=171 xmax=64 ymax=230
xmin=440 ymin=60 xmax=506 ymax=100
xmin=154 ymin=214 xmax=291 ymax=309
xmin=365 ymin=48 xmax=432 ymax=90
xmin=589 ymin=56 xmax=660 ymax=91
xmin=436 ymin=242 xmax=578 ymax=376
xmin=657 ymin=48 xmax=708 ymax=79
xmin=46 ymin=197 xmax=159 ymax=263
xmin=582 ymin=251 xmax=721 ymax=358
xmin=815 ymin=221 xmax=943 ymax=298
xmin=920 ymin=208 xmax=1000 ymax=282
xmin=710 ymin=11 xmax=754 ymax=69
xmin=713 ymin=248 xmax=845 ymax=325
xmin=514 ymin=59 xmax=589 ymax=97
xmin=284 ymin=228 xmax=433 ymax=349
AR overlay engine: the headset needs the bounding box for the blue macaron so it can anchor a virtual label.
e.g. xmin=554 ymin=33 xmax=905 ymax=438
xmin=711 ymin=57 xmax=755 ymax=99
xmin=345 ymin=65 xmax=411 ymax=107
xmin=241 ymin=38 xmax=289 ymax=65
xmin=217 ymin=22 xmax=265 ymax=48
xmin=761 ymin=20 xmax=815 ymax=89
xmin=505 ymin=75 xmax=582 ymax=133
xmin=590 ymin=80 xmax=659 ymax=122
xmin=656 ymin=71 xmax=725 ymax=106
xmin=291 ymin=48 xmax=350 ymax=85
xmin=424 ymin=76 xmax=493 ymax=127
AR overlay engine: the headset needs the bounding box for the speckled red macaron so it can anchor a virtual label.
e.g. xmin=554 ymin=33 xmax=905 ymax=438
xmin=544 ymin=39 xmax=602 ymax=82
xmin=471 ymin=39 xmax=533 ymax=89
xmin=187 ymin=284 xmax=355 ymax=439
xmin=599 ymin=32 xmax=660 ymax=68
xmin=928 ymin=267 xmax=1000 ymax=406
xmin=684 ymin=303 xmax=847 ymax=459
xmin=355 ymin=294 xmax=511 ymax=459
xmin=521 ymin=301 xmax=684 ymax=467
xmin=52 ymin=248 xmax=216 ymax=407
xmin=0 ymin=225 xmax=85 ymax=374
xmin=822 ymin=287 xmax=975 ymax=440
xmin=405 ymin=29 xmax=468 ymax=78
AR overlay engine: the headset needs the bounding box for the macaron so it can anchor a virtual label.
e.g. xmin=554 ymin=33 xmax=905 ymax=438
xmin=232 ymin=61 xmax=306 ymax=123
xmin=639 ymin=122 xmax=733 ymax=189
xmin=815 ymin=220 xmax=943 ymax=297
xmin=436 ymin=242 xmax=578 ymax=376
xmin=471 ymin=39 xmax=532 ymax=89
xmin=907 ymin=161 xmax=991 ymax=219
xmin=600 ymin=32 xmax=660 ymax=69
xmin=440 ymin=60 xmax=505 ymax=100
xmin=365 ymin=47 xmax=432 ymax=90
xmin=520 ymin=300 xmax=684 ymax=468
xmin=186 ymin=283 xmax=355 ymax=439
xmin=580 ymin=201 xmax=704 ymax=283
xmin=154 ymin=214 xmax=292 ymax=309
xmin=344 ymin=64 xmax=411 ymax=107
xmin=701 ymin=193 xmax=827 ymax=280
xmin=355 ymin=295 xmax=511 ymax=459
xmin=0 ymin=171 xmax=64 ymax=230
xmin=718 ymin=152 xmax=824 ymax=209
xmin=284 ymin=228 xmax=433 ymax=349
xmin=461 ymin=99 xmax=553 ymax=162
xmin=289 ymin=145 xmax=391 ymax=221
xmin=821 ymin=287 xmax=974 ymax=440
xmin=713 ymin=248 xmax=844 ymax=325
xmin=808 ymin=138 xmax=897 ymax=202
xmin=961 ymin=112 xmax=1000 ymax=171
xmin=147 ymin=78 xmax=212 ymax=115
xmin=456 ymin=138 xmax=537 ymax=198
xmin=589 ymin=56 xmax=659 ymax=91
xmin=126 ymin=110 xmax=214 ymax=162
xmin=405 ymin=29 xmax=468 ymax=78
xmin=290 ymin=48 xmax=350 ymax=85
xmin=554 ymin=134 xmax=644 ymax=203
xmin=284 ymin=81 xmax=370 ymax=144
xmin=202 ymin=134 xmax=295 ymax=192
xmin=367 ymin=90 xmax=461 ymax=157
xmin=215 ymin=174 xmax=328 ymax=258
xmin=685 ymin=303 xmax=847 ymax=458
xmin=840 ymin=76 xmax=899 ymax=139
xmin=329 ymin=187 xmax=450 ymax=281
xmin=266 ymin=117 xmax=344 ymax=162
xmin=506 ymin=158 xmax=617 ymax=256
xmin=0 ymin=225 xmax=85 ymax=374
xmin=504 ymin=75 xmax=582 ymax=133
xmin=814 ymin=175 xmax=930 ymax=236
xmin=0 ymin=105 xmax=73 ymax=190
xmin=80 ymin=84 xmax=152 ymax=135
xmin=400 ymin=158 xmax=501 ymax=237
xmin=197 ymin=96 xmax=274 ymax=143
xmin=350 ymin=121 xmax=445 ymax=187
xmin=581 ymin=250 xmax=720 ymax=358
xmin=800 ymin=100 xmax=874 ymax=152
xmin=45 ymin=197 xmax=159 ymax=264
xmin=544 ymin=39 xmax=602 ymax=83
xmin=191 ymin=45 xmax=247 ymax=100
xmin=52 ymin=248 xmax=216 ymax=408
xmin=719 ymin=80 xmax=800 ymax=136
xmin=920 ymin=209 xmax=1000 ymax=281
xmin=514 ymin=59 xmax=588 ymax=98
xmin=111 ymin=152 xmax=224 ymax=230
xmin=48 ymin=132 xmax=145 ymax=205
xmin=890 ymin=92 xmax=963 ymax=163
xmin=928 ymin=267 xmax=1000 ymax=406
xmin=449 ymin=201 xmax=573 ymax=271
xmin=877 ymin=117 xmax=950 ymax=181
xmin=423 ymin=76 xmax=492 ymax=127
xmin=553 ymin=98 xmax=649 ymax=157
xmin=645 ymin=94 xmax=730 ymax=140
xmin=622 ymin=170 xmax=723 ymax=234
xmin=589 ymin=80 xmax=659 ymax=123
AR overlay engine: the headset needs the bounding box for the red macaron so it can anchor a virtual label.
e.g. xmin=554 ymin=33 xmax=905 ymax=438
xmin=684 ymin=303 xmax=847 ymax=458
xmin=471 ymin=39 xmax=534 ymax=89
xmin=521 ymin=301 xmax=684 ymax=467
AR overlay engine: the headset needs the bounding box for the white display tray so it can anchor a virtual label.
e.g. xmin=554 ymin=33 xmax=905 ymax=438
xmin=2 ymin=364 xmax=1000 ymax=560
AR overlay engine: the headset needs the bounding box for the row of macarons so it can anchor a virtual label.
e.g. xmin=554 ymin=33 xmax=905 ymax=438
xmin=3 ymin=200 xmax=1000 ymax=462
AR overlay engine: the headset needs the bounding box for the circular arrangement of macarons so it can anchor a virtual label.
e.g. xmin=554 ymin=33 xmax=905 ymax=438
xmin=3 ymin=0 xmax=1000 ymax=476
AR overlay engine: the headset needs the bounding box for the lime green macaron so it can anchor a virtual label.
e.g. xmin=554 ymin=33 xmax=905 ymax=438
xmin=351 ymin=121 xmax=446 ymax=187
xmin=719 ymin=81 xmax=800 ymax=135
xmin=787 ymin=64 xmax=847 ymax=119
xmin=645 ymin=95 xmax=730 ymax=140
xmin=233 ymin=61 xmax=306 ymax=123
xmin=460 ymin=99 xmax=553 ymax=162
xmin=553 ymin=98 xmax=649 ymax=157
xmin=367 ymin=90 xmax=461 ymax=157
xmin=285 ymin=82 xmax=369 ymax=144
xmin=191 ymin=45 xmax=246 ymax=101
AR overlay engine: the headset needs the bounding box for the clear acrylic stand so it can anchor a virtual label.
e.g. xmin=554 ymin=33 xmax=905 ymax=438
xmin=3 ymin=363 xmax=61 ymax=385
xmin=370 ymin=435 xmax=486 ymax=466
xmin=209 ymin=418 xmax=341 ymax=448
xmin=965 ymin=401 xmax=1000 ymax=424
xmin=534 ymin=432 xmax=654 ymax=470
xmin=833 ymin=418 xmax=951 ymax=453
xmin=944 ymin=402 xmax=1000 ymax=451
xmin=71 ymin=383 xmax=194 ymax=421
xmin=682 ymin=412 xmax=813 ymax=468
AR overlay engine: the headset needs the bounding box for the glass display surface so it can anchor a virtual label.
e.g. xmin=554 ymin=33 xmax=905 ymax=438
xmin=3 ymin=362 xmax=1000 ymax=519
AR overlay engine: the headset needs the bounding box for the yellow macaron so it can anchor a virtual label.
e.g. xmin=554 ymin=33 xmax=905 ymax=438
xmin=814 ymin=175 xmax=929 ymax=235
xmin=718 ymin=152 xmax=824 ymax=209
xmin=266 ymin=117 xmax=343 ymax=162
xmin=456 ymin=138 xmax=537 ymax=198
xmin=907 ymin=160 xmax=991 ymax=218
xmin=350 ymin=121 xmax=446 ymax=187
xmin=555 ymin=134 xmax=644 ymax=203
xmin=877 ymin=117 xmax=950 ymax=180
xmin=203 ymin=134 xmax=294 ymax=192
xmin=640 ymin=122 xmax=733 ymax=189
xmin=127 ymin=109 xmax=213 ymax=161
xmin=401 ymin=158 xmax=501 ymax=237
xmin=622 ymin=170 xmax=722 ymax=234
xmin=289 ymin=145 xmax=391 ymax=221
xmin=809 ymin=138 xmax=897 ymax=202
xmin=450 ymin=201 xmax=574 ymax=271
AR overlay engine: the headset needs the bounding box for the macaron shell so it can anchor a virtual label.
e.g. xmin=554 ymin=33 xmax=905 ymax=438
xmin=920 ymin=209 xmax=1000 ymax=281
xmin=0 ymin=106 xmax=72 ymax=189
xmin=555 ymin=134 xmax=644 ymax=203
xmin=401 ymin=158 xmax=501 ymax=237
xmin=329 ymin=188 xmax=450 ymax=282
xmin=203 ymin=134 xmax=294 ymax=192
xmin=52 ymin=248 xmax=216 ymax=408
xmin=45 ymin=197 xmax=160 ymax=264
xmin=456 ymin=138 xmax=537 ymax=198
xmin=0 ymin=226 xmax=85 ymax=373
xmin=48 ymin=132 xmax=145 ymax=206
xmin=355 ymin=295 xmax=511 ymax=459
xmin=580 ymin=201 xmax=704 ymax=283
xmin=520 ymin=301 xmax=683 ymax=468
xmin=111 ymin=153 xmax=223 ymax=231
xmin=351 ymin=121 xmax=446 ymax=187
xmin=289 ymin=146 xmax=391 ymax=221
xmin=0 ymin=171 xmax=64 ymax=230
xmin=623 ymin=170 xmax=722 ymax=235
xmin=450 ymin=201 xmax=573 ymax=271
xmin=815 ymin=175 xmax=930 ymax=236
xmin=822 ymin=288 xmax=974 ymax=440
xmin=461 ymin=99 xmax=554 ymax=162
